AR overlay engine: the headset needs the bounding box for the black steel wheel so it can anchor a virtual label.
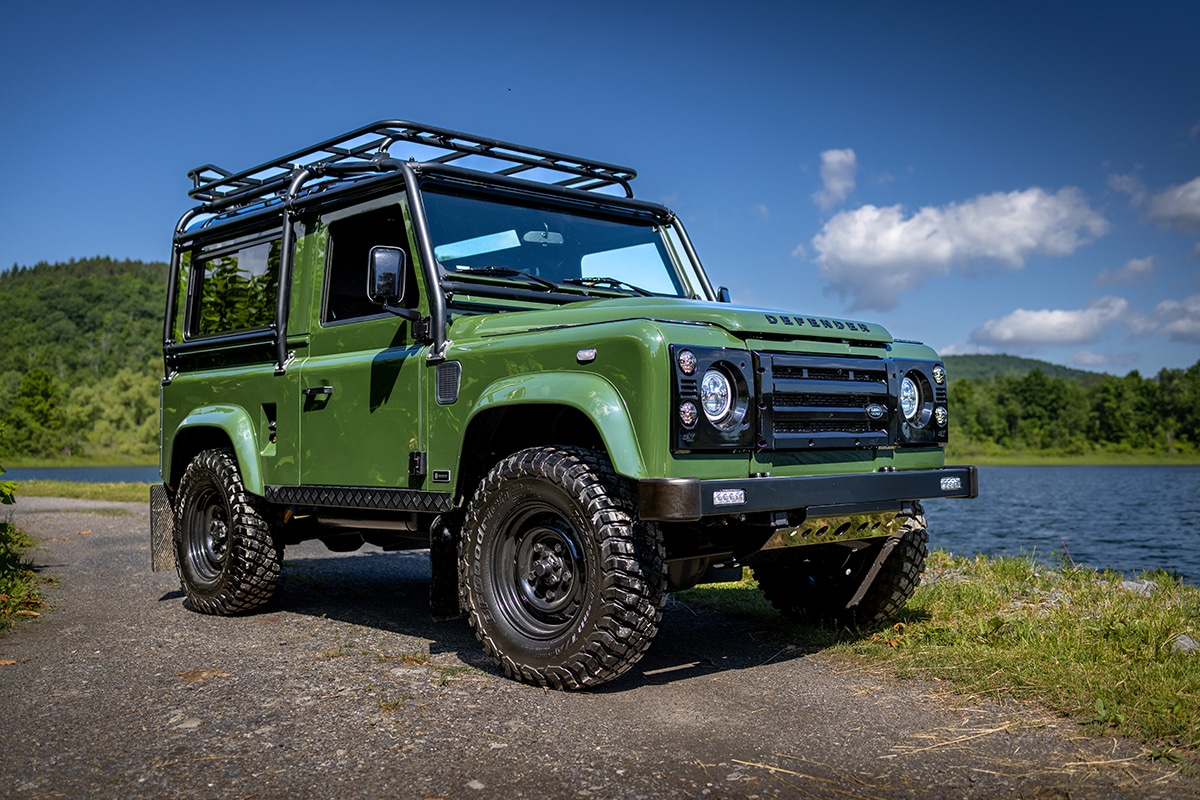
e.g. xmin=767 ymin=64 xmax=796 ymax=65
xmin=460 ymin=446 xmax=666 ymax=689
xmin=753 ymin=515 xmax=928 ymax=626
xmin=174 ymin=448 xmax=281 ymax=615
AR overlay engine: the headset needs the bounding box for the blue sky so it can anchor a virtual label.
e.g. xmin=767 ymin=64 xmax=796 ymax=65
xmin=2 ymin=0 xmax=1198 ymax=376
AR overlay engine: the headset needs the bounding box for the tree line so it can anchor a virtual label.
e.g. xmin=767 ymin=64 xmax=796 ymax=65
xmin=948 ymin=364 xmax=1200 ymax=456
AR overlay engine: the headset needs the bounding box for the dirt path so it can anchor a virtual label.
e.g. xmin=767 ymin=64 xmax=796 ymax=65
xmin=2 ymin=497 xmax=1196 ymax=799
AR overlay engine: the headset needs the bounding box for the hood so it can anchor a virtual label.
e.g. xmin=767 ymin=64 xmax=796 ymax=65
xmin=447 ymin=296 xmax=894 ymax=344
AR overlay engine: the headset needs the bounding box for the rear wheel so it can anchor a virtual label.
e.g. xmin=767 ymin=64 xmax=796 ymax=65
xmin=753 ymin=515 xmax=927 ymax=626
xmin=174 ymin=448 xmax=281 ymax=615
xmin=460 ymin=446 xmax=666 ymax=689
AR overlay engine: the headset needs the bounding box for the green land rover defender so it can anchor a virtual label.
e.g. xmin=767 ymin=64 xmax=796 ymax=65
xmin=150 ymin=120 xmax=977 ymax=689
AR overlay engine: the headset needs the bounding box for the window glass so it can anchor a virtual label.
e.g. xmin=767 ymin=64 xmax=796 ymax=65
xmin=194 ymin=240 xmax=280 ymax=336
xmin=324 ymin=201 xmax=413 ymax=323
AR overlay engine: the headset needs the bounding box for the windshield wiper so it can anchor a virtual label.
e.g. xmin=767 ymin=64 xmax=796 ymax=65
xmin=560 ymin=277 xmax=654 ymax=297
xmin=451 ymin=266 xmax=559 ymax=292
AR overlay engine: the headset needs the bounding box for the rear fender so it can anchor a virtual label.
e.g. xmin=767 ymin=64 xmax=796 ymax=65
xmin=166 ymin=405 xmax=264 ymax=495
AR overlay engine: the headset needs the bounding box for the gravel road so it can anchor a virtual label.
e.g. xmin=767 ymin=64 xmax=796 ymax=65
xmin=2 ymin=496 xmax=1196 ymax=800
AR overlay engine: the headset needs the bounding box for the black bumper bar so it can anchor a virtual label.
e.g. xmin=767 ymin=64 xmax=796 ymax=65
xmin=638 ymin=465 xmax=978 ymax=522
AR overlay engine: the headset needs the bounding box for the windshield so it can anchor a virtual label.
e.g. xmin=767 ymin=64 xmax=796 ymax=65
xmin=421 ymin=188 xmax=702 ymax=303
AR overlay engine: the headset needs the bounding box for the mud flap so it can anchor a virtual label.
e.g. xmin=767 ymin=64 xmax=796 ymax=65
xmin=150 ymin=484 xmax=176 ymax=572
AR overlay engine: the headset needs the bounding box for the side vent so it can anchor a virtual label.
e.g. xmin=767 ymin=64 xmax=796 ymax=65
xmin=437 ymin=361 xmax=462 ymax=405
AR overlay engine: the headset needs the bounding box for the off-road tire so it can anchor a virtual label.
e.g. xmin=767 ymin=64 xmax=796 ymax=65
xmin=460 ymin=446 xmax=666 ymax=689
xmin=753 ymin=515 xmax=927 ymax=626
xmin=174 ymin=448 xmax=281 ymax=615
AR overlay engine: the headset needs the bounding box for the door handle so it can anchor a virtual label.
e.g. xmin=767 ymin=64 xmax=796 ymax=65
xmin=302 ymin=385 xmax=334 ymax=397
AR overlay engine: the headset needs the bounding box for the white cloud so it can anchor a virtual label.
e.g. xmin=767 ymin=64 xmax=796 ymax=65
xmin=812 ymin=149 xmax=857 ymax=210
xmin=1148 ymin=176 xmax=1200 ymax=231
xmin=937 ymin=341 xmax=994 ymax=356
xmin=1095 ymin=256 xmax=1156 ymax=285
xmin=811 ymin=187 xmax=1109 ymax=310
xmin=1153 ymin=294 xmax=1200 ymax=344
xmin=752 ymin=203 xmax=770 ymax=220
xmin=790 ymin=242 xmax=808 ymax=259
xmin=1071 ymin=350 xmax=1139 ymax=368
xmin=969 ymin=296 xmax=1128 ymax=348
xmin=1107 ymin=170 xmax=1148 ymax=207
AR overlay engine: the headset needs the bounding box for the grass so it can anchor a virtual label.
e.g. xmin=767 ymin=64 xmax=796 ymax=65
xmin=15 ymin=481 xmax=150 ymax=503
xmin=680 ymin=553 xmax=1200 ymax=763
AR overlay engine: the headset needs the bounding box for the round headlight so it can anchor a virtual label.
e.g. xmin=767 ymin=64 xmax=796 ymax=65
xmin=700 ymin=369 xmax=732 ymax=422
xmin=679 ymin=401 xmax=698 ymax=428
xmin=900 ymin=376 xmax=920 ymax=421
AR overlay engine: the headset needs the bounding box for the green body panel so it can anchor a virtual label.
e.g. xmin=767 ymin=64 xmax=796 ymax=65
xmin=161 ymin=364 xmax=302 ymax=492
xmin=448 ymin=296 xmax=893 ymax=345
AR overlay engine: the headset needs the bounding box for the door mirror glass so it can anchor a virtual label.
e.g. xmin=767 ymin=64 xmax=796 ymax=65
xmin=368 ymin=246 xmax=406 ymax=305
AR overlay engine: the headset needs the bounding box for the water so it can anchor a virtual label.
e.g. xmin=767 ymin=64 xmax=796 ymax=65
xmin=2 ymin=465 xmax=162 ymax=484
xmin=924 ymin=466 xmax=1200 ymax=584
xmin=4 ymin=464 xmax=1198 ymax=583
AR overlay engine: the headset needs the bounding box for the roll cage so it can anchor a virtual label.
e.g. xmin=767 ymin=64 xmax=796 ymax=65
xmin=165 ymin=120 xmax=713 ymax=373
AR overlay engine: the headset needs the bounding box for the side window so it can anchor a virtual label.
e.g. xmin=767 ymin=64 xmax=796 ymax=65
xmin=324 ymin=203 xmax=414 ymax=323
xmin=192 ymin=239 xmax=281 ymax=337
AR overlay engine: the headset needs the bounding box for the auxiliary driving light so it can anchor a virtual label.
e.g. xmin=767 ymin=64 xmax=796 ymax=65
xmin=677 ymin=350 xmax=697 ymax=375
xmin=679 ymin=401 xmax=699 ymax=428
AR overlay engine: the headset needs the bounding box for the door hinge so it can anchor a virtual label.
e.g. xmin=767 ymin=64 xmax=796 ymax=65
xmin=413 ymin=316 xmax=432 ymax=342
xmin=409 ymin=451 xmax=428 ymax=477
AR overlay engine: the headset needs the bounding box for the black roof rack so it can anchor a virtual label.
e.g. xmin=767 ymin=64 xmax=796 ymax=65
xmin=186 ymin=120 xmax=638 ymax=214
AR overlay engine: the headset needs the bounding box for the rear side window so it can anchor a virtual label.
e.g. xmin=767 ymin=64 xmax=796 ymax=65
xmin=192 ymin=239 xmax=281 ymax=337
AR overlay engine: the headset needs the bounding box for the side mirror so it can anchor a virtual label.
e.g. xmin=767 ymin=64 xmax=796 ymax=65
xmin=717 ymin=286 xmax=732 ymax=303
xmin=368 ymin=246 xmax=406 ymax=305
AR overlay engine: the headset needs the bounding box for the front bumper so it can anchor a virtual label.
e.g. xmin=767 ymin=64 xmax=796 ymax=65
xmin=638 ymin=465 xmax=978 ymax=522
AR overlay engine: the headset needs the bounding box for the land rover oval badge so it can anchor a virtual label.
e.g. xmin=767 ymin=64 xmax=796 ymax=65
xmin=865 ymin=403 xmax=886 ymax=420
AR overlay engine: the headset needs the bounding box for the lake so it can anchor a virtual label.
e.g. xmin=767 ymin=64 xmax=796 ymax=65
xmin=925 ymin=465 xmax=1200 ymax=584
xmin=4 ymin=464 xmax=1198 ymax=583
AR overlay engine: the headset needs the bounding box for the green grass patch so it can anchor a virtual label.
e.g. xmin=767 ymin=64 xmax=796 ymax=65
xmin=679 ymin=552 xmax=1200 ymax=761
xmin=1 ymin=519 xmax=45 ymax=635
xmin=16 ymin=481 xmax=150 ymax=503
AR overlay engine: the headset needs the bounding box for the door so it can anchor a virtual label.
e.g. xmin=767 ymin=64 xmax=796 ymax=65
xmin=298 ymin=195 xmax=426 ymax=489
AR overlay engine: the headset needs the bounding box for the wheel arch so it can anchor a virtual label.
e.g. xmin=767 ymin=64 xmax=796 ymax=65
xmin=166 ymin=405 xmax=264 ymax=496
xmin=454 ymin=372 xmax=646 ymax=505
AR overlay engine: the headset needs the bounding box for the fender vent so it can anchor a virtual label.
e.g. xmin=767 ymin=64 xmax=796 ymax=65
xmin=437 ymin=361 xmax=461 ymax=405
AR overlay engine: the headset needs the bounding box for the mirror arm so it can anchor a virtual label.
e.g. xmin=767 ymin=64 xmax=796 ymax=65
xmin=382 ymin=304 xmax=421 ymax=322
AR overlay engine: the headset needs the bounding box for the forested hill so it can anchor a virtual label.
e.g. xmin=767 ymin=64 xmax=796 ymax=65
xmin=0 ymin=257 xmax=168 ymax=378
xmin=1 ymin=257 xmax=168 ymax=462
xmin=943 ymin=354 xmax=1100 ymax=384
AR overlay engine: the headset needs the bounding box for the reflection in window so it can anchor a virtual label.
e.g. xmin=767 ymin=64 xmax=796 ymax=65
xmin=195 ymin=240 xmax=280 ymax=336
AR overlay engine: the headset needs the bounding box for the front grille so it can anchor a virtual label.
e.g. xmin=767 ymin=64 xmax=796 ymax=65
xmin=759 ymin=353 xmax=892 ymax=450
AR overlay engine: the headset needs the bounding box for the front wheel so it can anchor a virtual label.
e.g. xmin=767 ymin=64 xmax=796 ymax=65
xmin=173 ymin=448 xmax=281 ymax=615
xmin=753 ymin=515 xmax=928 ymax=626
xmin=460 ymin=447 xmax=666 ymax=689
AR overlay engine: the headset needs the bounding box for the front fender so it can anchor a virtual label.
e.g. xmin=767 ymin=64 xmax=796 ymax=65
xmin=168 ymin=405 xmax=265 ymax=495
xmin=469 ymin=372 xmax=646 ymax=478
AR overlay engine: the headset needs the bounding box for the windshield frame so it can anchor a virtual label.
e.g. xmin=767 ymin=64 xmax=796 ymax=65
xmin=415 ymin=176 xmax=713 ymax=310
